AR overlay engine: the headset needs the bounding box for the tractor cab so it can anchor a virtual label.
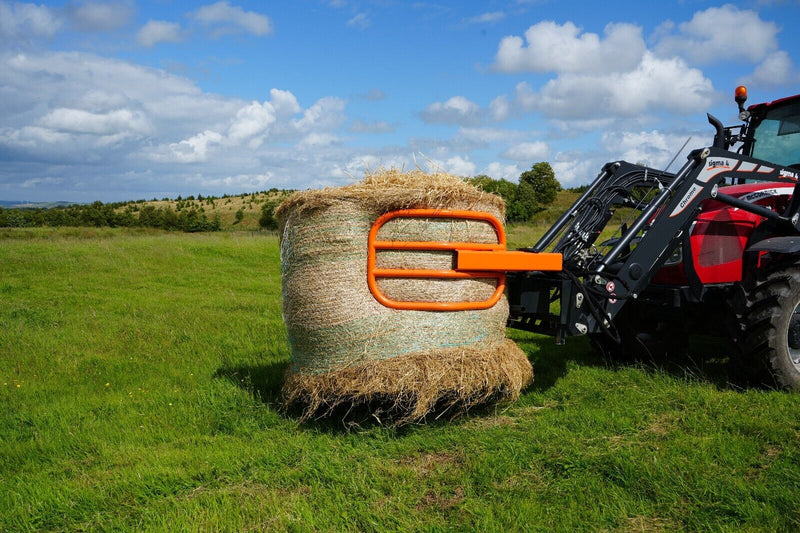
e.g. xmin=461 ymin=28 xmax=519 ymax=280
xmin=740 ymin=91 xmax=800 ymax=169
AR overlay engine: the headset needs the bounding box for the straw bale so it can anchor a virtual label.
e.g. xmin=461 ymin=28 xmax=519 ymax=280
xmin=277 ymin=169 xmax=532 ymax=424
xmin=284 ymin=340 xmax=532 ymax=424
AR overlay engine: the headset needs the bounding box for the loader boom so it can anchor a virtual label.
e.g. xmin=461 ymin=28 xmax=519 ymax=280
xmin=507 ymin=143 xmax=800 ymax=343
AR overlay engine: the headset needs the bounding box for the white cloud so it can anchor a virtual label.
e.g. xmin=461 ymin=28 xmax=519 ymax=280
xmin=427 ymin=155 xmax=476 ymax=176
xmin=501 ymin=141 xmax=549 ymax=161
xmin=167 ymin=130 xmax=223 ymax=163
xmin=298 ymin=132 xmax=339 ymax=148
xmin=533 ymin=52 xmax=714 ymax=120
xmin=67 ymin=1 xmax=133 ymax=32
xmin=1 ymin=49 xmax=245 ymax=175
xmin=150 ymin=90 xmax=345 ymax=163
xmin=193 ymin=2 xmax=273 ymax=37
xmin=548 ymin=127 xmax=711 ymax=187
xmin=196 ymin=172 xmax=274 ymax=190
xmin=548 ymin=117 xmax=617 ymax=137
xmin=268 ymin=88 xmax=301 ymax=117
xmin=513 ymin=81 xmax=537 ymax=112
xmin=292 ymin=97 xmax=346 ymax=132
xmin=494 ymin=21 xmax=645 ymax=74
xmin=39 ymin=108 xmax=150 ymax=135
xmin=457 ymin=127 xmax=528 ymax=144
xmin=484 ymin=162 xmax=520 ymax=180
xmin=227 ymin=101 xmax=276 ymax=146
xmin=420 ymin=96 xmax=481 ymax=125
xmin=2 ymin=50 xmax=241 ymax=135
xmin=349 ymin=119 xmax=394 ymax=133
xmin=347 ymin=13 xmax=370 ymax=29
xmin=600 ymin=130 xmax=703 ymax=169
xmin=20 ymin=176 xmax=63 ymax=188
xmin=740 ymin=51 xmax=799 ymax=88
xmin=489 ymin=95 xmax=510 ymax=121
xmin=333 ymin=153 xmax=413 ymax=180
xmin=465 ymin=11 xmax=505 ymax=24
xmin=654 ymin=5 xmax=779 ymax=65
xmin=137 ymin=20 xmax=183 ymax=47
xmin=551 ymin=152 xmax=603 ymax=187
xmin=0 ymin=125 xmax=71 ymax=148
xmin=0 ymin=56 xmax=368 ymax=197
xmin=0 ymin=1 xmax=62 ymax=40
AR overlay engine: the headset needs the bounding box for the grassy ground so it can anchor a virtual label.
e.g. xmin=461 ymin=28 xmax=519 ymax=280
xmin=2 ymin=227 xmax=800 ymax=531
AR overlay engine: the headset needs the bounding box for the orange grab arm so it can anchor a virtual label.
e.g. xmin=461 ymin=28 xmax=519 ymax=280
xmin=367 ymin=208 xmax=561 ymax=311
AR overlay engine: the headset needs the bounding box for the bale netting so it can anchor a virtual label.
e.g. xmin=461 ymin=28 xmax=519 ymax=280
xmin=276 ymin=169 xmax=533 ymax=424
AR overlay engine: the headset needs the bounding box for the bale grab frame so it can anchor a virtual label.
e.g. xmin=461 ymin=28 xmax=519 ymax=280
xmin=367 ymin=208 xmax=562 ymax=311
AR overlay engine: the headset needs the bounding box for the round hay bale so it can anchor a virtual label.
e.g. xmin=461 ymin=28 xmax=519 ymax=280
xmin=277 ymin=169 xmax=532 ymax=424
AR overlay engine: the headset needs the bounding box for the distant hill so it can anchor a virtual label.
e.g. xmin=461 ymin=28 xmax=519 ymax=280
xmin=113 ymin=190 xmax=291 ymax=230
xmin=1 ymin=189 xmax=587 ymax=231
xmin=0 ymin=200 xmax=76 ymax=209
xmin=0 ymin=191 xmax=291 ymax=231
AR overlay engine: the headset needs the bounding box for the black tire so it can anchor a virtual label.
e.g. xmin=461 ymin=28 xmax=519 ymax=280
xmin=589 ymin=303 xmax=688 ymax=361
xmin=736 ymin=266 xmax=800 ymax=390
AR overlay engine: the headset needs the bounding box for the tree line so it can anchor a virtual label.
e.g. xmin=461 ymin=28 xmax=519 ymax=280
xmin=0 ymin=201 xmax=222 ymax=232
xmin=469 ymin=162 xmax=562 ymax=223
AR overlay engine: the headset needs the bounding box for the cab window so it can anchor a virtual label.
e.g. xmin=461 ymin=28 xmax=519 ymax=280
xmin=751 ymin=103 xmax=800 ymax=168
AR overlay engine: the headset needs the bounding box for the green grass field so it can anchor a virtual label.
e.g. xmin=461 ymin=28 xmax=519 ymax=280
xmin=2 ymin=227 xmax=800 ymax=531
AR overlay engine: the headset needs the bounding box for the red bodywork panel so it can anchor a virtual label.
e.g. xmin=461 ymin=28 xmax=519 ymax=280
xmin=748 ymin=93 xmax=800 ymax=110
xmin=652 ymin=181 xmax=794 ymax=285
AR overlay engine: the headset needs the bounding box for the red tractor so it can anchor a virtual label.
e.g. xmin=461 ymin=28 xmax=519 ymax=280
xmin=506 ymin=87 xmax=800 ymax=389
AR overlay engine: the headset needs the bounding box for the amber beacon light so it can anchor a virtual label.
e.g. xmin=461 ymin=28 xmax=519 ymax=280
xmin=735 ymin=85 xmax=748 ymax=103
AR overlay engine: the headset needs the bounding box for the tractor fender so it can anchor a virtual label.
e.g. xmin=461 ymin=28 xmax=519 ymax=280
xmin=746 ymin=236 xmax=800 ymax=254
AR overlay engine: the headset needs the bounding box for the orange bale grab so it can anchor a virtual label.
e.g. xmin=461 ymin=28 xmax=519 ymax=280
xmin=367 ymin=208 xmax=562 ymax=311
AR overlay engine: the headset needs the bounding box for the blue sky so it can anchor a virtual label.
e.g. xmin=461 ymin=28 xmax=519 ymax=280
xmin=2 ymin=0 xmax=800 ymax=201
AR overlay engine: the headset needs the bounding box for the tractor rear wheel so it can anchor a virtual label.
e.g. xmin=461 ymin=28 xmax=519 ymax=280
xmin=737 ymin=267 xmax=800 ymax=390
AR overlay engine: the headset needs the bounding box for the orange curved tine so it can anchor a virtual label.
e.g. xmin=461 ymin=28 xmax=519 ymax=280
xmin=367 ymin=274 xmax=506 ymax=311
xmin=367 ymin=209 xmax=506 ymax=311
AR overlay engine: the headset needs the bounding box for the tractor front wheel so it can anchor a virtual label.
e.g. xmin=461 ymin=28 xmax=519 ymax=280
xmin=737 ymin=267 xmax=800 ymax=390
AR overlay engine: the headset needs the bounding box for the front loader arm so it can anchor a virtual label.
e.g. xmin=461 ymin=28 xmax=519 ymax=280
xmin=507 ymin=147 xmax=800 ymax=342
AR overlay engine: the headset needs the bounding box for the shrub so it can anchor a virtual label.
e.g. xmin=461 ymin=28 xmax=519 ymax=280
xmin=259 ymin=199 xmax=280 ymax=230
xmin=469 ymin=175 xmax=535 ymax=223
xmin=520 ymin=162 xmax=560 ymax=206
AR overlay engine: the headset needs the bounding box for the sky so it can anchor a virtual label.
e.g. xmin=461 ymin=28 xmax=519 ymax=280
xmin=1 ymin=1 xmax=800 ymax=202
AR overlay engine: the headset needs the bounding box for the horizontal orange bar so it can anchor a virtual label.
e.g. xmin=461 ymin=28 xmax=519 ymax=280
xmin=369 ymin=208 xmax=506 ymax=246
xmin=373 ymin=240 xmax=503 ymax=251
xmin=373 ymin=268 xmax=501 ymax=279
xmin=457 ymin=250 xmax=563 ymax=272
xmin=366 ymin=294 xmax=504 ymax=312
